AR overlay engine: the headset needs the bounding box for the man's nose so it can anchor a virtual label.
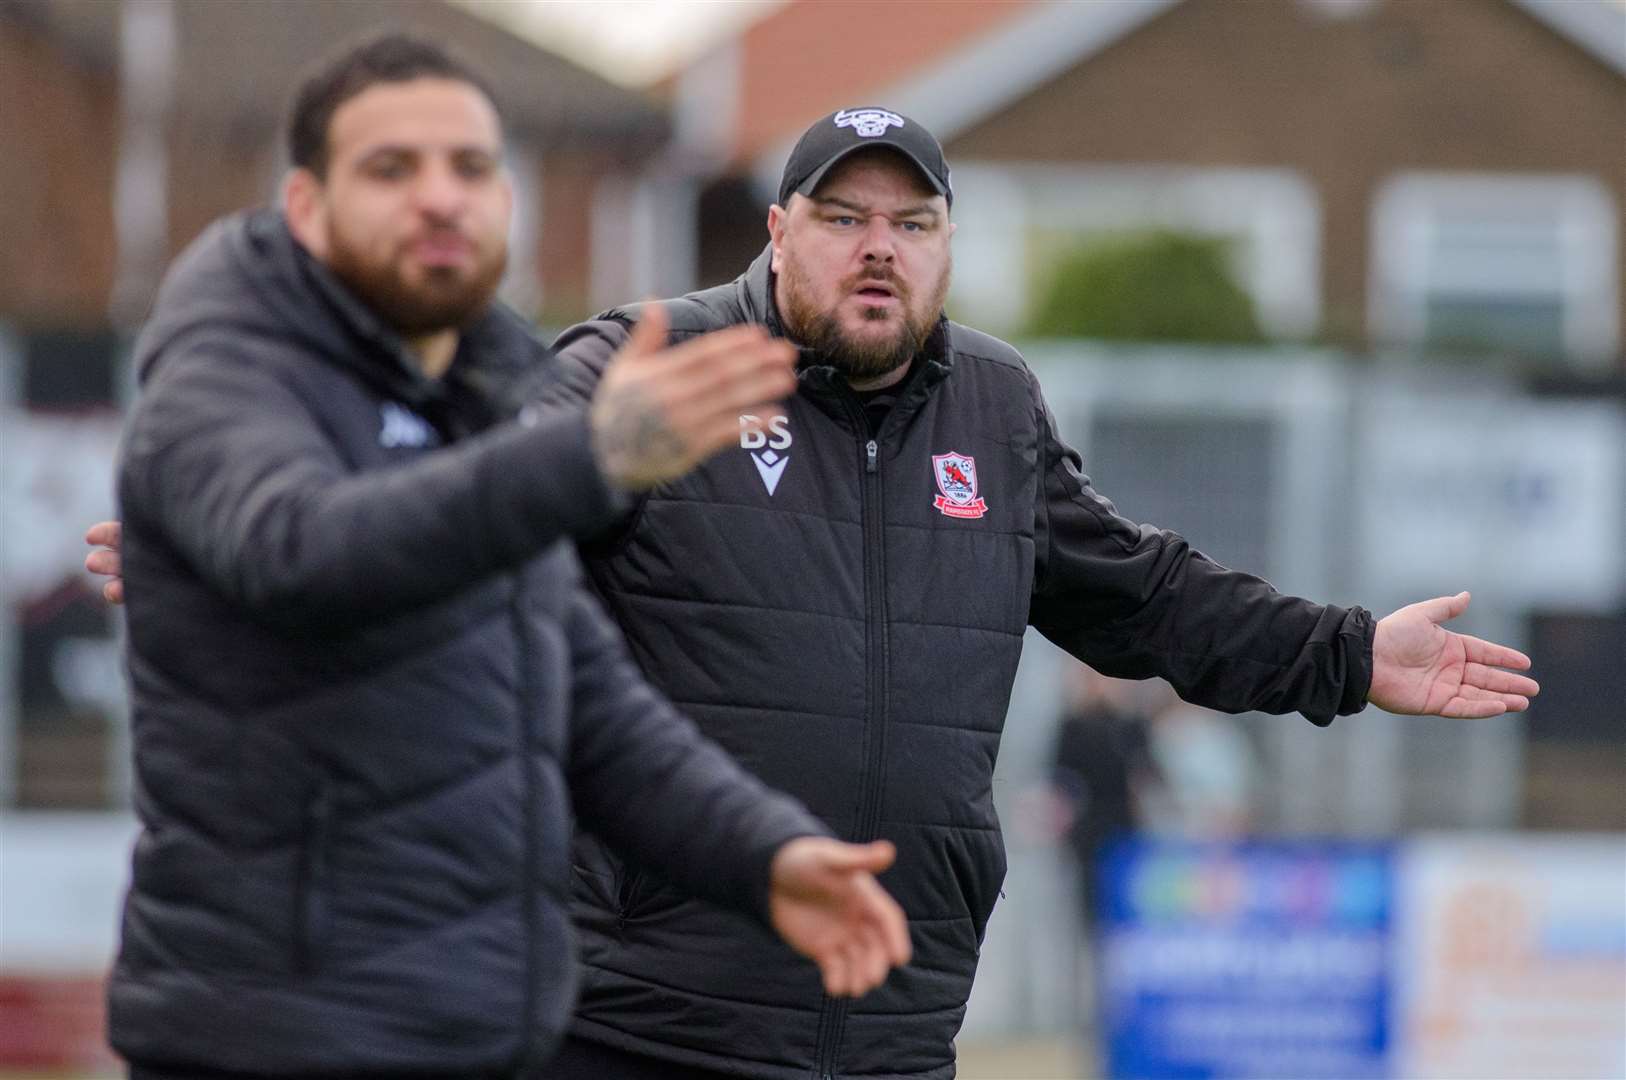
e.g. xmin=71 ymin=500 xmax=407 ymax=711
xmin=413 ymin=162 xmax=465 ymax=218
xmin=860 ymin=216 xmax=896 ymax=263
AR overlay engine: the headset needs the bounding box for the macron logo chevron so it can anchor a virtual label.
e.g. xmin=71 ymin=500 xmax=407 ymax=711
xmin=740 ymin=414 xmax=793 ymax=496
xmin=751 ymin=449 xmax=789 ymax=495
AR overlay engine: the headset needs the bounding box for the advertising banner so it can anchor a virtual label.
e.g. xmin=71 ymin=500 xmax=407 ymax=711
xmin=1393 ymin=834 xmax=1626 ymax=1080
xmin=1098 ymin=840 xmax=1393 ymax=1079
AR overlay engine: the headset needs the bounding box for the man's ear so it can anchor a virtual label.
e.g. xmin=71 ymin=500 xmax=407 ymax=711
xmin=767 ymin=203 xmax=787 ymax=273
xmin=283 ymin=168 xmax=329 ymax=259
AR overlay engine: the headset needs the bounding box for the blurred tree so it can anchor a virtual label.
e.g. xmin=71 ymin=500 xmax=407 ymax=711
xmin=1025 ymin=230 xmax=1265 ymax=343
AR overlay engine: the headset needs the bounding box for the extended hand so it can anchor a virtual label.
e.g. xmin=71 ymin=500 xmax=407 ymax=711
xmin=590 ymin=305 xmax=796 ymax=491
xmin=1367 ymin=592 xmax=1539 ymax=717
xmin=768 ymin=837 xmax=911 ymax=998
xmin=84 ymin=520 xmax=124 ymax=605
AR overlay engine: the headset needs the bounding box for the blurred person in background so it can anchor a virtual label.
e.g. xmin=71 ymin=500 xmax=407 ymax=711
xmin=95 ymin=35 xmax=909 ymax=1080
xmin=1142 ymin=697 xmax=1259 ymax=839
xmin=1049 ymin=663 xmax=1163 ymax=932
xmin=1043 ymin=665 xmax=1165 ymax=1077
xmin=90 ymin=106 xmax=1539 ymax=1079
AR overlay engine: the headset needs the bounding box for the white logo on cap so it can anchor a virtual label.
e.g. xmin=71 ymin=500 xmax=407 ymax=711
xmin=834 ymin=108 xmax=904 ymax=138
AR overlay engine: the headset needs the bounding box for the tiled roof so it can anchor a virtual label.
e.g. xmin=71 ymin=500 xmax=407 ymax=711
xmin=3 ymin=0 xmax=668 ymax=152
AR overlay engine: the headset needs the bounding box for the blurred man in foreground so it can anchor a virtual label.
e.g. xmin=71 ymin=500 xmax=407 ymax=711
xmin=101 ymin=38 xmax=907 ymax=1080
xmin=92 ymin=105 xmax=1538 ymax=1079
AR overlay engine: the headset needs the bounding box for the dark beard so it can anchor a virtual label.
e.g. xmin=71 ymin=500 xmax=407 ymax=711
xmin=779 ymin=263 xmax=947 ymax=382
xmin=326 ymin=232 xmax=507 ymax=338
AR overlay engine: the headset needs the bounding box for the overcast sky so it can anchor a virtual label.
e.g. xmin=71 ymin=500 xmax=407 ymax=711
xmin=453 ymin=0 xmax=783 ymax=86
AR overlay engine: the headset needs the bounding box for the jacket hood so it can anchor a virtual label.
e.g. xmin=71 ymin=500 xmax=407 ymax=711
xmin=733 ymin=244 xmax=785 ymax=333
xmin=131 ymin=209 xmax=541 ymax=414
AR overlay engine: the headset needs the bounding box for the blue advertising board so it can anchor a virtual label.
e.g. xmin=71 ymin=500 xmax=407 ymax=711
xmin=1098 ymin=839 xmax=1394 ymax=1080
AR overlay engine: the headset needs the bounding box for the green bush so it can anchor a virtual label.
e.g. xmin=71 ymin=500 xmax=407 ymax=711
xmin=1024 ymin=230 xmax=1265 ymax=343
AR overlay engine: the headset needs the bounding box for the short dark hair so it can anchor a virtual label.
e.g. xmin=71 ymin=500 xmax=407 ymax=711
xmin=287 ymin=33 xmax=501 ymax=177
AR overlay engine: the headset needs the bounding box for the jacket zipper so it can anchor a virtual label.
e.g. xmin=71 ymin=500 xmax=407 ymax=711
xmin=856 ymin=435 xmax=887 ymax=847
xmin=512 ymin=581 xmax=549 ymax=1078
xmin=292 ymin=782 xmax=332 ymax=974
xmin=816 ymin=411 xmax=889 ymax=1080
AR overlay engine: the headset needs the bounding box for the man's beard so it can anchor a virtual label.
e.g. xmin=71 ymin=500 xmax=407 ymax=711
xmin=779 ymin=258 xmax=949 ymax=381
xmin=325 ymin=225 xmax=507 ymax=338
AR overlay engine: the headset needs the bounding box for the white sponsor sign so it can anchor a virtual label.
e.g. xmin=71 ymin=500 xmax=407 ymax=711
xmin=1393 ymin=833 xmax=1626 ymax=1080
xmin=1 ymin=408 xmax=123 ymax=605
xmin=1355 ymin=394 xmax=1623 ymax=609
xmin=0 ymin=813 xmax=139 ymax=971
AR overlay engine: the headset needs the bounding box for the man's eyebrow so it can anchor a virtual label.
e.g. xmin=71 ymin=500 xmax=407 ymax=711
xmin=895 ymin=203 xmax=942 ymax=221
xmin=350 ymin=144 xmax=418 ymax=167
xmin=354 ymin=142 xmax=498 ymax=162
xmin=814 ymin=196 xmax=942 ymax=220
xmin=813 ymin=196 xmax=869 ymax=214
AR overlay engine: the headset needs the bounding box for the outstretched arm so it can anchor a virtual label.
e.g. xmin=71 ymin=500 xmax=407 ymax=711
xmin=1029 ymin=389 xmax=1373 ymax=724
xmin=118 ymin=350 xmax=629 ymax=631
xmin=92 ymin=306 xmax=794 ymax=619
xmin=1368 ymin=592 xmax=1538 ymax=717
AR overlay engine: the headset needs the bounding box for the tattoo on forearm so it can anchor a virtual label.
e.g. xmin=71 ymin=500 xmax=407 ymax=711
xmin=591 ymin=384 xmax=686 ymax=489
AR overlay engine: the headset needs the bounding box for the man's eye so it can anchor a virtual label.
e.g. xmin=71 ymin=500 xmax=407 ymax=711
xmin=901 ymin=221 xmax=924 ymax=233
xmin=367 ymin=160 xmax=410 ymax=180
xmin=831 ymin=215 xmax=858 ymax=227
xmin=456 ymin=157 xmax=496 ymax=180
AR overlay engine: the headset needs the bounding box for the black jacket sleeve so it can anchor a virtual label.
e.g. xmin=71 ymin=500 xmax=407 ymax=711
xmin=516 ymin=317 xmax=630 ymax=411
xmin=1027 ymin=382 xmax=1373 ymax=725
xmin=119 ymin=346 xmax=624 ymax=632
xmin=563 ymin=581 xmax=829 ymax=923
xmin=513 ymin=318 xmax=650 ymax=549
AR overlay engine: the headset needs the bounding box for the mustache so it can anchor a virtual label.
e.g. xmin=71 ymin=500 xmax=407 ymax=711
xmin=407 ymin=223 xmax=475 ymax=246
xmin=846 ymin=268 xmax=909 ymax=301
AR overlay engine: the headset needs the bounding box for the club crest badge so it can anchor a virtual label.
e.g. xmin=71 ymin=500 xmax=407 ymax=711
xmin=834 ymin=108 xmax=905 ymax=138
xmin=931 ymin=451 xmax=988 ymax=519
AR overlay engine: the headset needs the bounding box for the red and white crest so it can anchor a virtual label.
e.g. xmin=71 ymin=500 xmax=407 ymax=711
xmin=931 ymin=451 xmax=988 ymax=519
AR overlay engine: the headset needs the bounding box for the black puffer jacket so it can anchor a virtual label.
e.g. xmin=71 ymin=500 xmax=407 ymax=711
xmin=543 ymin=246 xmax=1374 ymax=1080
xmin=108 ymin=213 xmax=824 ymax=1077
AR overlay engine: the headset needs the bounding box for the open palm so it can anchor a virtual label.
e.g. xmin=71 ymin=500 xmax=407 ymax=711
xmin=1367 ymin=592 xmax=1539 ymax=717
xmin=768 ymin=838 xmax=911 ymax=998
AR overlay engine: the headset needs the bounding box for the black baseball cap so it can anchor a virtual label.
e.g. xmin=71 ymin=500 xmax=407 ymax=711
xmin=777 ymin=107 xmax=952 ymax=208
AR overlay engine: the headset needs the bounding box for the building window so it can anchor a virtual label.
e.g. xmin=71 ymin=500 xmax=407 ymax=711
xmin=947 ymin=164 xmax=1322 ymax=342
xmin=1369 ymin=172 xmax=1618 ymax=364
xmin=499 ymin=142 xmax=543 ymax=319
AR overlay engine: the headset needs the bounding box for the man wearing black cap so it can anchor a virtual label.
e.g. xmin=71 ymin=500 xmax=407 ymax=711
xmin=523 ymin=107 xmax=1536 ymax=1080
xmin=89 ymin=104 xmax=1538 ymax=1080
